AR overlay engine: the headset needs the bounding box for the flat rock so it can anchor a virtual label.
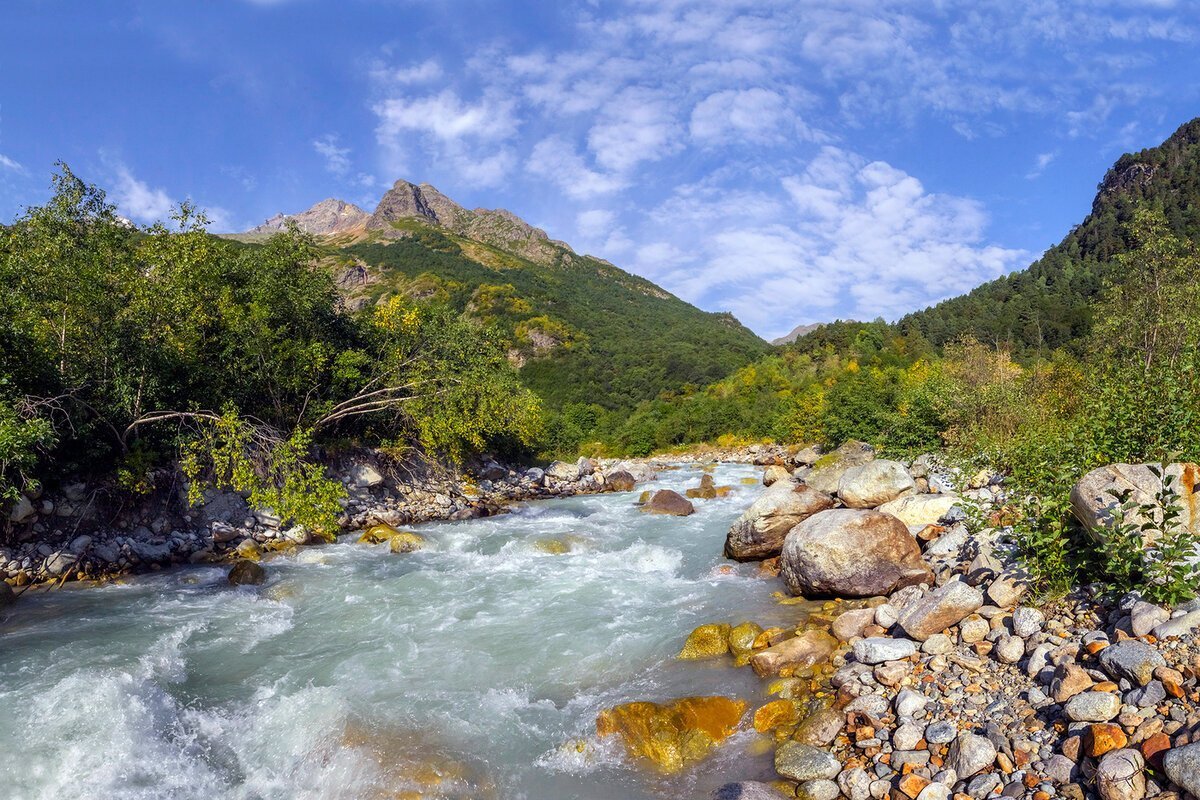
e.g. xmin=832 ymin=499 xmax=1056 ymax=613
xmin=750 ymin=629 xmax=838 ymax=677
xmin=838 ymin=460 xmax=916 ymax=508
xmin=782 ymin=509 xmax=933 ymax=598
xmin=897 ymin=580 xmax=983 ymax=641
xmin=1098 ymin=641 xmax=1165 ymax=686
xmin=876 ymin=493 xmax=961 ymax=527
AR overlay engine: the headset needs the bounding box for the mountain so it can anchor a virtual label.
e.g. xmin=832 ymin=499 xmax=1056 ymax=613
xmin=246 ymin=198 xmax=369 ymax=238
xmin=771 ymin=322 xmax=825 ymax=346
xmin=236 ymin=182 xmax=770 ymax=412
xmin=899 ymin=117 xmax=1200 ymax=354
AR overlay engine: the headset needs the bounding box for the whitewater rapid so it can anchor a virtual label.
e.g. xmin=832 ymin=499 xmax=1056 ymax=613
xmin=0 ymin=464 xmax=798 ymax=799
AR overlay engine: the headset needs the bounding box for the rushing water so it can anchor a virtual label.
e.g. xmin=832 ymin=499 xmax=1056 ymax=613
xmin=0 ymin=464 xmax=808 ymax=800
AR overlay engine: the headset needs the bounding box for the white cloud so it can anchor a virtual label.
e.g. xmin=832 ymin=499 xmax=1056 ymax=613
xmin=370 ymin=59 xmax=443 ymax=86
xmin=527 ymin=137 xmax=628 ymax=199
xmin=576 ymin=208 xmax=616 ymax=239
xmin=373 ymin=90 xmax=516 ymax=143
xmin=312 ymin=133 xmax=351 ymax=177
xmin=112 ymin=165 xmax=174 ymax=224
xmin=0 ymin=153 xmax=23 ymax=173
xmin=1026 ymin=151 xmax=1058 ymax=179
xmin=587 ymin=87 xmax=681 ymax=172
xmin=690 ymin=88 xmax=798 ymax=145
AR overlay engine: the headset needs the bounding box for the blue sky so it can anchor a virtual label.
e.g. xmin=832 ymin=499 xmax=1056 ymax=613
xmin=2 ymin=1 xmax=1199 ymax=340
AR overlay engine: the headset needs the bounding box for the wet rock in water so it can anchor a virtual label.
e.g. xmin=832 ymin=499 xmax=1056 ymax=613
xmin=775 ymin=742 xmax=840 ymax=782
xmin=389 ymin=532 xmax=426 ymax=553
xmin=837 ymin=460 xmax=917 ymax=508
xmin=596 ymin=696 xmax=746 ymax=773
xmin=897 ymin=580 xmax=983 ymax=641
xmin=0 ymin=582 xmax=15 ymax=608
xmin=753 ymin=699 xmax=802 ymax=733
xmin=605 ymin=470 xmax=637 ymax=492
xmin=797 ymin=779 xmax=840 ymax=800
xmin=712 ymin=782 xmax=791 ymax=800
xmin=1163 ymin=742 xmax=1200 ymax=797
xmin=1098 ymin=641 xmax=1165 ymax=686
xmin=763 ymin=465 xmax=792 ymax=486
xmin=853 ymin=636 xmax=917 ymax=665
xmin=679 ymin=623 xmax=731 ymax=660
xmin=781 ymin=509 xmax=933 ymax=598
xmin=228 ymin=559 xmax=266 ymax=586
xmin=725 ymin=483 xmax=837 ymax=561
xmin=234 ymin=539 xmax=263 ymax=561
xmin=804 ymin=441 xmax=875 ymax=495
xmin=1064 ymin=691 xmax=1121 ymax=722
xmin=750 ymin=629 xmax=838 ymax=677
xmin=876 ymin=494 xmax=960 ymax=527
xmin=946 ymin=732 xmax=997 ymax=779
xmin=1095 ymin=749 xmax=1145 ymax=800
xmin=728 ymin=621 xmax=764 ymax=666
xmin=642 ymin=489 xmax=695 ymax=516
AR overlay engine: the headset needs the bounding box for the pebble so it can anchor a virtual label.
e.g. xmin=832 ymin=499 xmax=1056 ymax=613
xmin=895 ymin=688 xmax=928 ymax=719
xmin=1012 ymin=607 xmax=1045 ymax=638
xmin=1064 ymin=691 xmax=1122 ymax=723
xmin=924 ymin=721 xmax=957 ymax=744
xmin=994 ymin=635 xmax=1025 ymax=664
xmin=947 ymin=732 xmax=997 ymax=779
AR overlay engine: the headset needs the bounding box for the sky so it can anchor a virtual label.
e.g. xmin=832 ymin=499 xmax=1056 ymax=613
xmin=2 ymin=1 xmax=1199 ymax=340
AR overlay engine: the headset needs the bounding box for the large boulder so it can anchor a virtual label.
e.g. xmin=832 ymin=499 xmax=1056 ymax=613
xmin=1071 ymin=462 xmax=1200 ymax=543
xmin=611 ymin=460 xmax=658 ymax=483
xmin=7 ymin=495 xmax=35 ymax=524
xmin=605 ymin=470 xmax=637 ymax=492
xmin=725 ymin=482 xmax=837 ymax=561
xmin=804 ymin=441 xmax=874 ymax=495
xmin=545 ymin=460 xmax=580 ymax=482
xmin=838 ymin=460 xmax=917 ymax=508
xmin=781 ymin=509 xmax=933 ymax=598
xmin=762 ymin=465 xmax=792 ymax=486
xmin=643 ymin=490 xmax=695 ymax=516
xmin=876 ymin=494 xmax=960 ymax=527
xmin=228 ymin=559 xmax=266 ymax=586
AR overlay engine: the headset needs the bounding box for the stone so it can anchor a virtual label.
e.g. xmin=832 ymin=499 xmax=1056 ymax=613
xmin=985 ymin=572 xmax=1029 ymax=608
xmin=793 ymin=708 xmax=845 ymax=747
xmin=876 ymin=493 xmax=961 ymax=527
xmin=833 ymin=608 xmax=878 ymax=642
xmin=750 ymin=629 xmax=838 ymax=677
xmin=994 ymin=635 xmax=1026 ymax=664
xmin=545 ymin=460 xmax=580 ymax=482
xmin=898 ymin=580 xmax=984 ymax=641
xmin=797 ymin=779 xmax=840 ymax=800
xmin=1085 ymin=724 xmax=1129 ymax=757
xmin=1098 ymin=641 xmax=1166 ymax=686
xmin=728 ymin=621 xmax=764 ymax=666
xmin=1095 ymin=749 xmax=1145 ymax=800
xmin=1127 ymin=680 xmax=1165 ymax=708
xmin=915 ymin=785 xmax=951 ymax=800
xmin=893 ymin=722 xmax=925 ymax=751
xmin=597 ymin=696 xmax=745 ymax=773
xmin=0 ymin=582 xmax=16 ymax=608
xmin=605 ymin=470 xmax=637 ymax=492
xmin=1064 ymin=691 xmax=1121 ymax=722
xmin=44 ymin=551 xmax=76 ymax=576
xmin=782 ymin=509 xmax=933 ymax=598
xmin=895 ymin=689 xmax=927 ymax=719
xmin=838 ymin=460 xmax=916 ymax=508
xmin=763 ymin=465 xmax=792 ymax=486
xmin=838 ymin=767 xmax=872 ymax=800
xmin=7 ymin=495 xmax=35 ymax=524
xmin=642 ymin=489 xmax=694 ymax=516
xmin=388 ymin=531 xmax=426 ymax=553
xmin=1072 ymin=462 xmax=1200 ymax=543
xmin=966 ymin=774 xmax=1002 ymax=799
xmin=1052 ymin=663 xmax=1095 ymax=703
xmin=775 ymin=742 xmax=840 ymax=782
xmin=1164 ymin=742 xmax=1200 ymax=798
xmin=349 ymin=463 xmax=385 ymax=488
xmin=1012 ymin=607 xmax=1045 ymax=637
xmin=804 ymin=441 xmax=875 ymax=495
xmin=1045 ymin=754 xmax=1078 ymax=784
xmin=1130 ymin=601 xmax=1170 ymax=638
xmin=924 ymin=721 xmax=957 ymax=744
xmin=228 ymin=559 xmax=266 ymax=586
xmin=725 ymin=483 xmax=836 ymax=561
xmin=1151 ymin=609 xmax=1200 ymax=639
xmin=853 ymin=636 xmax=917 ymax=665
xmin=712 ymin=783 xmax=790 ymax=800
xmin=753 ymin=700 xmax=801 ymax=733
xmin=679 ymin=623 xmax=731 ymax=660
xmin=922 ymin=633 xmax=954 ymax=655
xmin=874 ymin=660 xmax=910 ymax=687
xmin=947 ymin=732 xmax=997 ymax=779
xmin=959 ymin=614 xmax=989 ymax=643
xmin=210 ymin=521 xmax=241 ymax=543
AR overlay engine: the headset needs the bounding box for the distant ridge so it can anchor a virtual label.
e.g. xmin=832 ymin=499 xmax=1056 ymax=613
xmin=771 ymin=322 xmax=824 ymax=346
xmin=248 ymin=198 xmax=368 ymax=237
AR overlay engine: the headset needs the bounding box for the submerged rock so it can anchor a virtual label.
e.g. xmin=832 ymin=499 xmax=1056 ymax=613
xmin=228 ymin=559 xmax=266 ymax=586
xmin=725 ymin=483 xmax=836 ymax=561
xmin=728 ymin=621 xmax=765 ymax=666
xmin=643 ymin=489 xmax=695 ymax=516
xmin=781 ymin=509 xmax=933 ymax=598
xmin=596 ymin=696 xmax=746 ymax=773
xmin=679 ymin=623 xmax=731 ymax=660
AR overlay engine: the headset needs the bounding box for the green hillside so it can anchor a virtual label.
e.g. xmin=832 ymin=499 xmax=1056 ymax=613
xmin=898 ymin=117 xmax=1200 ymax=354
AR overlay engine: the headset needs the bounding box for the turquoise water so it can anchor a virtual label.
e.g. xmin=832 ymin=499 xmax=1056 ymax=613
xmin=0 ymin=464 xmax=799 ymax=799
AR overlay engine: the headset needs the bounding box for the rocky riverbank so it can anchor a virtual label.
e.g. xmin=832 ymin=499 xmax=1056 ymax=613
xmin=0 ymin=450 xmax=727 ymax=593
xmin=601 ymin=442 xmax=1200 ymax=800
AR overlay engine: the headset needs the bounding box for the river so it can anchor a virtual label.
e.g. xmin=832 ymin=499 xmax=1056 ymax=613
xmin=0 ymin=463 xmax=804 ymax=799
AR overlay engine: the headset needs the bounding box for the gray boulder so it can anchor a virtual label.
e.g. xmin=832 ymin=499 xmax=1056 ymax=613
xmin=782 ymin=509 xmax=933 ymax=598
xmin=897 ymin=580 xmax=983 ymax=641
xmin=724 ymin=482 xmax=836 ymax=561
xmin=775 ymin=742 xmax=840 ymax=782
xmin=1164 ymin=742 xmax=1200 ymax=798
xmin=1071 ymin=462 xmax=1200 ymax=543
xmin=946 ymin=732 xmax=996 ymax=779
xmin=804 ymin=441 xmax=874 ymax=495
xmin=838 ymin=460 xmax=916 ymax=508
xmin=1098 ymin=640 xmax=1166 ymax=686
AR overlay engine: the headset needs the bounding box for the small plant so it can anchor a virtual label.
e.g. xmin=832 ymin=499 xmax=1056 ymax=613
xmin=1102 ymin=460 xmax=1200 ymax=605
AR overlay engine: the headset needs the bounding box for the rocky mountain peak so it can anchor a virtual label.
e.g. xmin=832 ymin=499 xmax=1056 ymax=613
xmin=249 ymin=198 xmax=368 ymax=237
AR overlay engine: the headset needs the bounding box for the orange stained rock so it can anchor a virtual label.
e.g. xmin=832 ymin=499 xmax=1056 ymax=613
xmin=596 ymin=696 xmax=747 ymax=773
xmin=753 ymin=699 xmax=801 ymax=733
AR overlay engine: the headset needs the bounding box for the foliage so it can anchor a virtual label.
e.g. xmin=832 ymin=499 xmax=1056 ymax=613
xmin=0 ymin=166 xmax=541 ymax=525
